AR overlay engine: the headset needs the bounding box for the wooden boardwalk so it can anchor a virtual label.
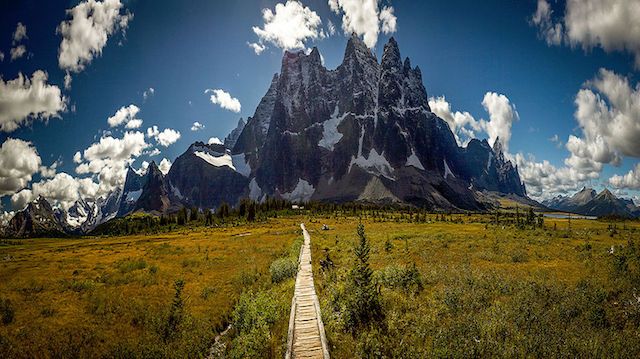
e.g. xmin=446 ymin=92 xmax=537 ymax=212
xmin=285 ymin=224 xmax=330 ymax=359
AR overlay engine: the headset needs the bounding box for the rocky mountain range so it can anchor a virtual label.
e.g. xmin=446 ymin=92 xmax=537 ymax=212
xmin=2 ymin=35 xmax=536 ymax=237
xmin=229 ymin=35 xmax=526 ymax=208
xmin=543 ymin=187 xmax=640 ymax=218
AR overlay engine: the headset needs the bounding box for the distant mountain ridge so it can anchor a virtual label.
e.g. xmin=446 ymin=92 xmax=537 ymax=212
xmin=543 ymin=187 xmax=640 ymax=218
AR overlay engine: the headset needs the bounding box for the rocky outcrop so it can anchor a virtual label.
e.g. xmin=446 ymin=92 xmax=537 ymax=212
xmin=167 ymin=142 xmax=249 ymax=209
xmin=117 ymin=167 xmax=147 ymax=216
xmin=134 ymin=161 xmax=177 ymax=214
xmin=2 ymin=196 xmax=67 ymax=238
xmin=224 ymin=117 xmax=246 ymax=149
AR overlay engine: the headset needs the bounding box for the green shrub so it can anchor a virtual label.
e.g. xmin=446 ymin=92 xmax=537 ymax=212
xmin=511 ymin=249 xmax=528 ymax=263
xmin=162 ymin=279 xmax=186 ymax=342
xmin=377 ymin=263 xmax=423 ymax=294
xmin=40 ymin=307 xmax=55 ymax=318
xmin=116 ymin=258 xmax=147 ymax=273
xmin=0 ymin=298 xmax=14 ymax=325
xmin=228 ymin=290 xmax=281 ymax=358
xmin=201 ymin=286 xmax=215 ymax=300
xmin=269 ymin=257 xmax=298 ymax=283
xmin=344 ymin=224 xmax=383 ymax=331
xmin=67 ymin=279 xmax=96 ymax=293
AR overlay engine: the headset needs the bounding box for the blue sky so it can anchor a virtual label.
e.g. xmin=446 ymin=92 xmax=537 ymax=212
xmin=1 ymin=0 xmax=639 ymax=211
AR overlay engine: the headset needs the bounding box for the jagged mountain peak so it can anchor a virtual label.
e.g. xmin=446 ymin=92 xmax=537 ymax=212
xmin=596 ymin=188 xmax=615 ymax=200
xmin=344 ymin=32 xmax=377 ymax=63
xmin=403 ymin=57 xmax=412 ymax=72
xmin=148 ymin=160 xmax=161 ymax=174
xmin=224 ymin=117 xmax=246 ymax=149
xmin=492 ymin=137 xmax=504 ymax=155
xmin=382 ymin=37 xmax=401 ymax=68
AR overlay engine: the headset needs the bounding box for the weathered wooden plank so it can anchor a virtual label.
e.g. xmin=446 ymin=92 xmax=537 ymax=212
xmin=285 ymin=224 xmax=330 ymax=359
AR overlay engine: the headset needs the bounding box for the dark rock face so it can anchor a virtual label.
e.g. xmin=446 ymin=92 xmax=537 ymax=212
xmin=224 ymin=117 xmax=246 ymax=149
xmin=458 ymin=138 xmax=526 ymax=196
xmin=117 ymin=167 xmax=147 ymax=216
xmin=135 ymin=161 xmax=175 ymax=214
xmin=229 ymin=35 xmax=526 ymax=209
xmin=232 ymin=74 xmax=280 ymax=156
xmin=167 ymin=142 xmax=249 ymax=209
xmin=2 ymin=196 xmax=67 ymax=238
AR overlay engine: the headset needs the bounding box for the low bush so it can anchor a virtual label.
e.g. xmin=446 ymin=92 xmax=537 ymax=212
xmin=269 ymin=257 xmax=298 ymax=283
xmin=228 ymin=290 xmax=282 ymax=358
xmin=116 ymin=258 xmax=147 ymax=273
xmin=0 ymin=298 xmax=14 ymax=325
xmin=376 ymin=263 xmax=423 ymax=294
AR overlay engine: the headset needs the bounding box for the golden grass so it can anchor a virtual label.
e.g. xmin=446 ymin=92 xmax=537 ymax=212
xmin=1 ymin=212 xmax=638 ymax=357
xmin=306 ymin=214 xmax=640 ymax=357
xmin=0 ymin=218 xmax=303 ymax=357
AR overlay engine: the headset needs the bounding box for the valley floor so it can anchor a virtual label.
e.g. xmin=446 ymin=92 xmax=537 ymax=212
xmin=1 ymin=212 xmax=640 ymax=357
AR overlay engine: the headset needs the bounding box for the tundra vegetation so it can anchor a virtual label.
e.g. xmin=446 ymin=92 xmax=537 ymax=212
xmin=1 ymin=207 xmax=639 ymax=358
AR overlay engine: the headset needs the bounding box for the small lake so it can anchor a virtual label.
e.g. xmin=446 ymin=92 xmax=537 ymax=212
xmin=543 ymin=213 xmax=597 ymax=220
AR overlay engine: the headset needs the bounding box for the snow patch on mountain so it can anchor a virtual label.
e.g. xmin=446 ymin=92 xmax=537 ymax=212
xmin=486 ymin=152 xmax=493 ymax=173
xmin=126 ymin=189 xmax=142 ymax=203
xmin=231 ymin=153 xmax=251 ymax=177
xmin=405 ymin=149 xmax=424 ymax=170
xmin=350 ymin=149 xmax=395 ymax=180
xmin=444 ymin=159 xmax=455 ymax=179
xmin=318 ymin=105 xmax=345 ymax=151
xmin=282 ymin=178 xmax=315 ymax=203
xmin=194 ymin=151 xmax=235 ymax=170
xmin=66 ymin=206 xmax=88 ymax=228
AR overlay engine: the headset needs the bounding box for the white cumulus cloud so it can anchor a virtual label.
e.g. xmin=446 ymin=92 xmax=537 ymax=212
xmin=481 ymin=92 xmax=519 ymax=152
xmin=10 ymin=173 xmax=101 ymax=211
xmin=328 ymin=0 xmax=397 ymax=48
xmin=39 ymin=160 xmax=60 ymax=179
xmin=205 ymin=89 xmax=241 ymax=113
xmin=0 ymin=71 xmax=66 ymax=132
xmin=75 ymin=131 xmax=149 ymax=194
xmin=250 ymin=0 xmax=322 ymax=53
xmin=10 ymin=45 xmax=26 ymax=61
xmin=565 ymin=69 xmax=640 ymax=177
xmin=146 ymin=126 xmax=181 ymax=147
xmin=609 ymin=163 xmax=640 ymax=190
xmin=428 ymin=92 xmax=518 ymax=151
xmin=13 ymin=22 xmax=28 ymax=43
xmin=428 ymin=96 xmax=482 ymax=146
xmin=531 ymin=0 xmax=640 ymax=68
xmin=159 ymin=158 xmax=172 ymax=175
xmin=0 ymin=138 xmax=42 ymax=196
xmin=191 ymin=121 xmax=205 ymax=131
xmin=107 ymin=104 xmax=141 ymax=128
xmin=57 ymin=0 xmax=133 ymax=83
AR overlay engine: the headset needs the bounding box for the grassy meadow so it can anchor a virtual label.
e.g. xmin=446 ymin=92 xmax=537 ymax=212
xmin=310 ymin=213 xmax=640 ymax=357
xmin=0 ymin=219 xmax=303 ymax=358
xmin=1 ymin=211 xmax=640 ymax=358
